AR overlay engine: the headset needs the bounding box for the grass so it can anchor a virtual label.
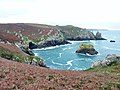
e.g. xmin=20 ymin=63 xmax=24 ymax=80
xmin=0 ymin=47 xmax=43 ymax=65
xmin=89 ymin=63 xmax=120 ymax=90
xmin=98 ymin=82 xmax=120 ymax=90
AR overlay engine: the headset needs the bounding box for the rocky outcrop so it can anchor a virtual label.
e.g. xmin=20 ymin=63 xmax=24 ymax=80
xmin=76 ymin=44 xmax=98 ymax=55
xmin=38 ymin=39 xmax=71 ymax=48
xmin=20 ymin=46 xmax=35 ymax=56
xmin=66 ymin=32 xmax=106 ymax=41
xmin=110 ymin=40 xmax=115 ymax=42
xmin=95 ymin=32 xmax=101 ymax=39
xmin=92 ymin=54 xmax=120 ymax=67
xmin=29 ymin=42 xmax=38 ymax=49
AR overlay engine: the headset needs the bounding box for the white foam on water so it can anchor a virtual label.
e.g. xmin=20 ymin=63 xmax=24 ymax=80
xmin=77 ymin=53 xmax=97 ymax=57
xmin=33 ymin=43 xmax=71 ymax=51
xmin=59 ymin=53 xmax=62 ymax=57
xmin=34 ymin=53 xmax=38 ymax=56
xmin=68 ymin=40 xmax=90 ymax=44
xmin=52 ymin=60 xmax=63 ymax=66
xmin=66 ymin=60 xmax=73 ymax=70
xmin=66 ymin=60 xmax=73 ymax=66
xmin=63 ymin=48 xmax=67 ymax=51
xmin=57 ymin=53 xmax=63 ymax=58
xmin=97 ymin=53 xmax=101 ymax=55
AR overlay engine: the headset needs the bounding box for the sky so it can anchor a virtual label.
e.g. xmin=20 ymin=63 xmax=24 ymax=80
xmin=0 ymin=0 xmax=120 ymax=30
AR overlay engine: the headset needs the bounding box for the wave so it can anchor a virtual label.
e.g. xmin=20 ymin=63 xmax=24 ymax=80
xmin=57 ymin=53 xmax=63 ymax=58
xmin=66 ymin=60 xmax=73 ymax=66
xmin=63 ymin=48 xmax=67 ymax=51
xmin=33 ymin=44 xmax=71 ymax=51
xmin=34 ymin=53 xmax=38 ymax=56
xmin=66 ymin=60 xmax=73 ymax=70
xmin=68 ymin=40 xmax=90 ymax=44
xmin=51 ymin=60 xmax=63 ymax=66
xmin=77 ymin=53 xmax=97 ymax=57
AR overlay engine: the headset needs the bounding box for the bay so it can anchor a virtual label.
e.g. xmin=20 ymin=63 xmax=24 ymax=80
xmin=32 ymin=30 xmax=120 ymax=70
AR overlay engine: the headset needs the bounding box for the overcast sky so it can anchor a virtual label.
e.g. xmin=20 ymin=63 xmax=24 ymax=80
xmin=0 ymin=0 xmax=120 ymax=30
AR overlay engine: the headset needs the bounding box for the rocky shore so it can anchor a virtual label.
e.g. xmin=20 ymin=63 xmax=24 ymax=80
xmin=66 ymin=37 xmax=106 ymax=41
xmin=92 ymin=54 xmax=120 ymax=67
xmin=29 ymin=39 xmax=71 ymax=49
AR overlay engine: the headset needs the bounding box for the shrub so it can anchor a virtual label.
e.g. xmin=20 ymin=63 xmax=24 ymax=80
xmin=80 ymin=44 xmax=94 ymax=49
xmin=0 ymin=47 xmax=43 ymax=64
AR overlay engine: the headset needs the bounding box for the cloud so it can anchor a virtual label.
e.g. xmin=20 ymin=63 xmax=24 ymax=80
xmin=0 ymin=0 xmax=120 ymax=29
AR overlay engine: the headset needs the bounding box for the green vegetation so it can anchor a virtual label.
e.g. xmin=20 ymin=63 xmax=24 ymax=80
xmin=80 ymin=44 xmax=94 ymax=49
xmin=98 ymin=82 xmax=120 ymax=90
xmin=0 ymin=47 xmax=43 ymax=64
xmin=32 ymin=36 xmax=48 ymax=44
xmin=56 ymin=25 xmax=86 ymax=38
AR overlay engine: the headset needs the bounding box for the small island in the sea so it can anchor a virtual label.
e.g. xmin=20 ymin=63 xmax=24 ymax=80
xmin=76 ymin=44 xmax=98 ymax=55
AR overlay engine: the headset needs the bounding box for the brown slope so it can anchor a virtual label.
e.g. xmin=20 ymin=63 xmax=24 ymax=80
xmin=0 ymin=23 xmax=60 ymax=39
xmin=0 ymin=58 xmax=117 ymax=90
xmin=0 ymin=43 xmax=22 ymax=53
xmin=0 ymin=31 xmax=22 ymax=43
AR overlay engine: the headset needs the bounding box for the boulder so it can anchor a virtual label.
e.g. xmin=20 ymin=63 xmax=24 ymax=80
xmin=76 ymin=44 xmax=98 ymax=55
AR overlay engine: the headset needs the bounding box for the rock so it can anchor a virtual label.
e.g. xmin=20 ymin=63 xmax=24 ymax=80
xmin=92 ymin=54 xmax=120 ymax=67
xmin=29 ymin=42 xmax=37 ymax=49
xmin=95 ymin=32 xmax=102 ymax=39
xmin=106 ymin=54 xmax=120 ymax=60
xmin=38 ymin=39 xmax=71 ymax=48
xmin=76 ymin=44 xmax=98 ymax=55
xmin=110 ymin=40 xmax=115 ymax=42
xmin=20 ymin=46 xmax=34 ymax=56
xmin=66 ymin=31 xmax=106 ymax=41
xmin=95 ymin=32 xmax=106 ymax=40
xmin=38 ymin=61 xmax=49 ymax=68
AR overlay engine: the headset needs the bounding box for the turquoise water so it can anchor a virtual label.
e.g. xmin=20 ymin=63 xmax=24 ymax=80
xmin=32 ymin=30 xmax=120 ymax=70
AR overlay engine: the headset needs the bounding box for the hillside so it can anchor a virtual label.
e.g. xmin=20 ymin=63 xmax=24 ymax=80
xmin=55 ymin=25 xmax=87 ymax=39
xmin=0 ymin=23 xmax=104 ymax=45
xmin=0 ymin=58 xmax=120 ymax=90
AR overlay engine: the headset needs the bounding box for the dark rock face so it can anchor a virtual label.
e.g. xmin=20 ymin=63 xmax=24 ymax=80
xmin=38 ymin=39 xmax=71 ymax=48
xmin=20 ymin=46 xmax=35 ymax=56
xmin=110 ymin=40 xmax=115 ymax=42
xmin=29 ymin=42 xmax=38 ymax=49
xmin=76 ymin=48 xmax=98 ymax=55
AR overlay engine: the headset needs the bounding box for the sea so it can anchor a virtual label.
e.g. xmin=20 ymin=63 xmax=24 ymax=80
xmin=32 ymin=30 xmax=120 ymax=70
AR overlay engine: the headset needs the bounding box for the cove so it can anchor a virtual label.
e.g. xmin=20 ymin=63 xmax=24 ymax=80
xmin=32 ymin=30 xmax=120 ymax=70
